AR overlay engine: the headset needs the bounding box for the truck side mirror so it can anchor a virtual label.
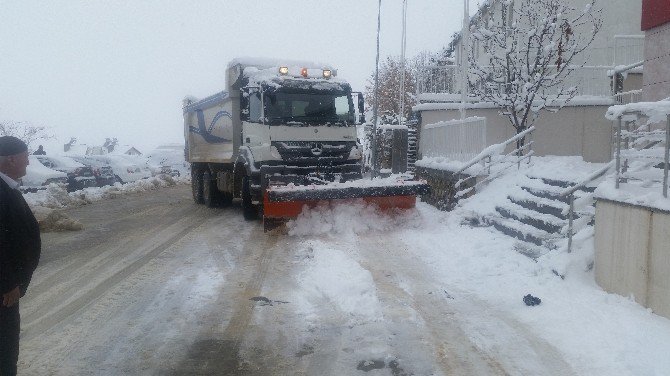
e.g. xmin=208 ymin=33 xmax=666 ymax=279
xmin=352 ymin=92 xmax=365 ymax=125
xmin=357 ymin=94 xmax=365 ymax=124
xmin=240 ymin=89 xmax=250 ymax=121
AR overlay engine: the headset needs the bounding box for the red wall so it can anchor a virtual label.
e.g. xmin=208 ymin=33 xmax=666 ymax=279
xmin=642 ymin=0 xmax=670 ymax=30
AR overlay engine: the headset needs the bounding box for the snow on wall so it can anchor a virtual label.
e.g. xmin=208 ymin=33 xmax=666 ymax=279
xmin=605 ymin=100 xmax=670 ymax=123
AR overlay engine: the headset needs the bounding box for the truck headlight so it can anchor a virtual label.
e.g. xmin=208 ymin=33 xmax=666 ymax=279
xmin=348 ymin=146 xmax=362 ymax=160
xmin=279 ymin=66 xmax=289 ymax=75
xmin=323 ymin=69 xmax=332 ymax=79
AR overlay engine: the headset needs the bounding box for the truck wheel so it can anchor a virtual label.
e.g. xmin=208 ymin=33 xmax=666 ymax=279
xmin=202 ymin=171 xmax=218 ymax=208
xmin=241 ymin=176 xmax=258 ymax=220
xmin=191 ymin=169 xmax=204 ymax=204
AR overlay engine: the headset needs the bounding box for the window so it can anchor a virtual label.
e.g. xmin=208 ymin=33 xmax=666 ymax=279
xmin=264 ymin=91 xmax=354 ymax=126
xmin=334 ymin=95 xmax=350 ymax=116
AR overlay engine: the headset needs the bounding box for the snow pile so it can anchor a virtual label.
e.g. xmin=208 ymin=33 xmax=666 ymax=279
xmin=294 ymin=242 xmax=382 ymax=325
xmin=286 ymin=199 xmax=422 ymax=236
xmin=24 ymin=176 xmax=188 ymax=231
xmin=25 ymin=175 xmax=186 ymax=210
xmin=31 ymin=206 xmax=83 ymax=232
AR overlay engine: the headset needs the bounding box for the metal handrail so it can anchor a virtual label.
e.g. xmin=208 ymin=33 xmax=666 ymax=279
xmin=559 ymin=160 xmax=615 ymax=253
xmin=455 ymin=126 xmax=535 ymax=175
xmin=452 ymin=126 xmax=535 ymax=198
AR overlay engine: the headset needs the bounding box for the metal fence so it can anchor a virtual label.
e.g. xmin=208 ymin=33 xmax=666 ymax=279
xmin=419 ymin=117 xmax=487 ymax=162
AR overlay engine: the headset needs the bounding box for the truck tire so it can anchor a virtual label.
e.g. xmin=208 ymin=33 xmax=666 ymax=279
xmin=202 ymin=171 xmax=218 ymax=208
xmin=191 ymin=169 xmax=204 ymax=204
xmin=241 ymin=176 xmax=258 ymax=220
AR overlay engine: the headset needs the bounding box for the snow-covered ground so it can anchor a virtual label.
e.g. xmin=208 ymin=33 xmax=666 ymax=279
xmin=286 ymin=156 xmax=670 ymax=375
xmin=19 ymin=156 xmax=670 ymax=375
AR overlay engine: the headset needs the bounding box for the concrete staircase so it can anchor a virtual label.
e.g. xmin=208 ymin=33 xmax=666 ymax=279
xmin=484 ymin=175 xmax=596 ymax=259
xmin=406 ymin=119 xmax=419 ymax=173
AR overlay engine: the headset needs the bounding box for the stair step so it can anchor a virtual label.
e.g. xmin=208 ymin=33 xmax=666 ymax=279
xmin=514 ymin=242 xmax=553 ymax=260
xmin=495 ymin=203 xmax=565 ymax=234
xmin=508 ymin=190 xmax=570 ymax=220
xmin=534 ymin=177 xmax=596 ymax=192
xmin=486 ymin=216 xmax=556 ymax=246
xmin=520 ymin=186 xmax=588 ymax=204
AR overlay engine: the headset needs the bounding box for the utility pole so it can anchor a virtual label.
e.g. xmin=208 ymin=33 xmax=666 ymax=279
xmin=371 ymin=0 xmax=382 ymax=178
xmin=399 ymin=0 xmax=408 ymax=126
xmin=459 ymin=0 xmax=470 ymax=121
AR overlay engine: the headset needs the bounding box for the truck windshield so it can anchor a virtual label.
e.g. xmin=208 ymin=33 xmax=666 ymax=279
xmin=264 ymin=91 xmax=355 ymax=126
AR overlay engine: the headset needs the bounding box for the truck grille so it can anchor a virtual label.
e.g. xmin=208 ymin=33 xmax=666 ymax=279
xmin=272 ymin=141 xmax=355 ymax=165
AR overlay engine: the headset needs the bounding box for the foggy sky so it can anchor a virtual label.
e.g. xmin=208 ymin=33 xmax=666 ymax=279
xmin=0 ymin=1 xmax=475 ymax=153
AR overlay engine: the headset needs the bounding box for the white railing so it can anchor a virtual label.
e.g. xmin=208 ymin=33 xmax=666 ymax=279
xmin=560 ymin=66 xmax=613 ymax=97
xmin=613 ymin=35 xmax=645 ymax=66
xmin=419 ymin=117 xmax=486 ymax=162
xmin=416 ymin=65 xmax=460 ymax=95
xmin=416 ymin=65 xmax=612 ymax=97
xmin=614 ymin=89 xmax=643 ymax=105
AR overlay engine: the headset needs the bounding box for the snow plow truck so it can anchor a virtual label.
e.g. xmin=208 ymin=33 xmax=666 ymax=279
xmin=183 ymin=57 xmax=429 ymax=230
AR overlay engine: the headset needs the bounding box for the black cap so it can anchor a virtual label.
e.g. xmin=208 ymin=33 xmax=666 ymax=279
xmin=0 ymin=136 xmax=28 ymax=156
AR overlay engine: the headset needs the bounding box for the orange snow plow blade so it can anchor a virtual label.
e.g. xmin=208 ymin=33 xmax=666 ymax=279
xmin=263 ymin=180 xmax=430 ymax=231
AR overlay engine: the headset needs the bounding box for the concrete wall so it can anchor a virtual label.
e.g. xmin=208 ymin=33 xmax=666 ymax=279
xmin=643 ymin=22 xmax=670 ymax=101
xmin=594 ymin=199 xmax=670 ymax=319
xmin=419 ymin=104 xmax=613 ymax=163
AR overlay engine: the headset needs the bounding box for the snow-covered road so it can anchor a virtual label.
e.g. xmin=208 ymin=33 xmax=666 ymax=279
xmin=19 ymin=185 xmax=503 ymax=375
xmin=18 ymin=181 xmax=670 ymax=375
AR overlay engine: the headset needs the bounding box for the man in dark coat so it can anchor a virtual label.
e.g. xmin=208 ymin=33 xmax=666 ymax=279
xmin=0 ymin=136 xmax=41 ymax=376
xmin=32 ymin=145 xmax=46 ymax=155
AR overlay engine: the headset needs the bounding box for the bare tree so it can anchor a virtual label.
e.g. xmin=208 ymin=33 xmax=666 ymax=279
xmin=364 ymin=55 xmax=417 ymax=124
xmin=467 ymin=0 xmax=602 ymax=136
xmin=0 ymin=120 xmax=53 ymax=151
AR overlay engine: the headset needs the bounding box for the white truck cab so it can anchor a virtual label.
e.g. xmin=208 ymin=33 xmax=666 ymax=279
xmin=184 ymin=58 xmax=365 ymax=218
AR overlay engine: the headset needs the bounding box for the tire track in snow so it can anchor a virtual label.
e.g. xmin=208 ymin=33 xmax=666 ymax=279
xmin=167 ymin=222 xmax=280 ymax=375
xmin=21 ymin=204 xmax=211 ymax=341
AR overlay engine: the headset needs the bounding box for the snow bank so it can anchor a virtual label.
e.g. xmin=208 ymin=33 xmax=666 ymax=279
xmin=31 ymin=205 xmax=83 ymax=232
xmin=25 ymin=176 xmax=189 ymax=232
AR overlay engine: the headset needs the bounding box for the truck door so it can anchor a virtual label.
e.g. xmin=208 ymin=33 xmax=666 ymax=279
xmin=240 ymin=87 xmax=271 ymax=161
